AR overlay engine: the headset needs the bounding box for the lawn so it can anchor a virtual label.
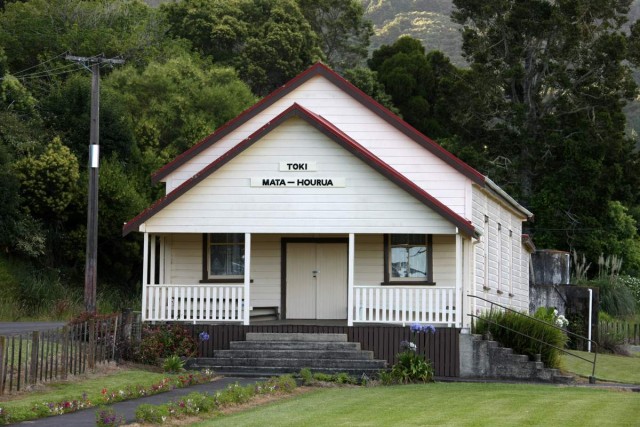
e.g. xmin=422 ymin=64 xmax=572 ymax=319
xmin=562 ymin=350 xmax=640 ymax=384
xmin=193 ymin=382 xmax=640 ymax=427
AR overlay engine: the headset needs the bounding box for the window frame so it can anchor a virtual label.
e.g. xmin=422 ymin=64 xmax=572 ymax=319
xmin=200 ymin=233 xmax=245 ymax=283
xmin=382 ymin=234 xmax=434 ymax=286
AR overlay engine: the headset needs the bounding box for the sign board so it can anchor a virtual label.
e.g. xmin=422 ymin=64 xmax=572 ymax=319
xmin=279 ymin=161 xmax=317 ymax=171
xmin=251 ymin=177 xmax=346 ymax=187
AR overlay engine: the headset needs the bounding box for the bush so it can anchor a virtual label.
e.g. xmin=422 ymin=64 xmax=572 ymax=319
xmin=162 ymin=355 xmax=185 ymax=373
xmin=137 ymin=324 xmax=197 ymax=365
xmin=618 ymin=275 xmax=640 ymax=313
xmin=135 ymin=404 xmax=169 ymax=424
xmin=95 ymin=407 xmax=124 ymax=427
xmin=387 ymin=350 xmax=433 ymax=384
xmin=582 ymin=278 xmax=636 ymax=318
xmin=474 ymin=309 xmax=568 ymax=368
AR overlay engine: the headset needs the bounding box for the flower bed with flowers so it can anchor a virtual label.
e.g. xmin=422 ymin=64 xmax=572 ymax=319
xmin=0 ymin=370 xmax=215 ymax=425
xmin=135 ymin=376 xmax=297 ymax=424
xmin=380 ymin=324 xmax=436 ymax=385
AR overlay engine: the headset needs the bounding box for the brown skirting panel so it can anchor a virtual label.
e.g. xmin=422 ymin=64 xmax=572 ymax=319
xmin=186 ymin=324 xmax=460 ymax=377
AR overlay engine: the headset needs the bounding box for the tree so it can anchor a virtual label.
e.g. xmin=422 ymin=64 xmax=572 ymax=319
xmin=104 ymin=50 xmax=256 ymax=166
xmin=368 ymin=36 xmax=466 ymax=140
xmin=451 ymin=0 xmax=640 ymax=271
xmin=162 ymin=0 xmax=321 ymax=95
xmin=297 ymin=0 xmax=373 ymax=71
xmin=0 ymin=0 xmax=167 ymax=73
xmin=13 ymin=136 xmax=79 ymax=220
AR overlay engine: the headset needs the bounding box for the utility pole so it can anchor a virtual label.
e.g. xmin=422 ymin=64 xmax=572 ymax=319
xmin=65 ymin=55 xmax=124 ymax=314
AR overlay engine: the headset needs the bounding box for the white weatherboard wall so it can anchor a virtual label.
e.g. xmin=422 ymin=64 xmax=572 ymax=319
xmin=471 ymin=186 xmax=529 ymax=314
xmin=160 ymin=233 xmax=458 ymax=310
xmin=162 ymin=75 xmax=472 ymax=219
xmin=144 ymin=117 xmax=456 ymax=235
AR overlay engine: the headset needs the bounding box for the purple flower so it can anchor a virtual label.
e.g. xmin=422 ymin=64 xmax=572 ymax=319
xmin=199 ymin=331 xmax=210 ymax=341
xmin=410 ymin=323 xmax=436 ymax=334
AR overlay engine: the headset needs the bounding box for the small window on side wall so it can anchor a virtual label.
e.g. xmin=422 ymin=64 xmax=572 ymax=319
xmin=383 ymin=234 xmax=434 ymax=285
xmin=205 ymin=233 xmax=244 ymax=281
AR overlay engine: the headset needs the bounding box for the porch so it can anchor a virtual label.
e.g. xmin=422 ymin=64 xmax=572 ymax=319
xmin=141 ymin=232 xmax=468 ymax=328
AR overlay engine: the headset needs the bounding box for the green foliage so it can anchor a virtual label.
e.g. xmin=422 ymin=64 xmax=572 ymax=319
xmin=297 ymin=0 xmax=373 ymax=71
xmin=343 ymin=66 xmax=398 ymax=113
xmin=135 ymin=377 xmax=297 ymax=425
xmin=13 ymin=136 xmax=79 ymax=219
xmin=135 ymin=404 xmax=169 ymax=425
xmin=368 ymin=36 xmax=465 ymax=139
xmin=95 ymin=406 xmax=124 ymax=427
xmin=618 ymin=276 xmax=640 ymax=311
xmin=105 ymin=52 xmax=255 ymax=163
xmin=299 ymin=368 xmax=314 ymax=385
xmin=162 ymin=0 xmax=321 ymax=95
xmin=137 ymin=325 xmax=198 ymax=365
xmin=579 ymin=278 xmax=637 ymax=318
xmin=162 ymin=355 xmax=186 ymax=374
xmin=450 ymin=0 xmax=640 ymax=269
xmin=386 ymin=350 xmax=433 ymax=384
xmin=474 ymin=310 xmax=568 ymax=368
xmin=0 ymin=0 xmax=167 ymax=72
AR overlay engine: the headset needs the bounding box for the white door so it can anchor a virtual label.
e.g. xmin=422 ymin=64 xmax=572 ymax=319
xmin=286 ymin=243 xmax=348 ymax=319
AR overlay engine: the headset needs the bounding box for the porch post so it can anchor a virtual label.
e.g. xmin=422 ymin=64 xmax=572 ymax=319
xmin=455 ymin=231 xmax=463 ymax=328
xmin=141 ymin=232 xmax=149 ymax=321
xmin=244 ymin=233 xmax=251 ymax=325
xmin=149 ymin=234 xmax=156 ymax=286
xmin=347 ymin=233 xmax=355 ymax=326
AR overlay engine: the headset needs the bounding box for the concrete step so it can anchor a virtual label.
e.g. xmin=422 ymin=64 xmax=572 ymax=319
xmin=215 ymin=349 xmax=374 ymax=360
xmin=246 ymin=332 xmax=348 ymax=342
xmin=230 ymin=340 xmax=361 ymax=351
xmin=200 ymin=357 xmax=386 ymax=369
xmin=193 ymin=364 xmax=382 ymax=377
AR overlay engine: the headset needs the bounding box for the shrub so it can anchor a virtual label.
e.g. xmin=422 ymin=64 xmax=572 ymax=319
xmin=163 ymin=355 xmax=185 ymax=373
xmin=582 ymin=278 xmax=636 ymax=318
xmin=137 ymin=324 xmax=197 ymax=364
xmin=474 ymin=309 xmax=568 ymax=368
xmin=388 ymin=350 xmax=433 ymax=384
xmin=135 ymin=404 xmax=169 ymax=424
xmin=618 ymin=275 xmax=640 ymax=312
xmin=299 ymin=368 xmax=313 ymax=385
xmin=95 ymin=407 xmax=124 ymax=427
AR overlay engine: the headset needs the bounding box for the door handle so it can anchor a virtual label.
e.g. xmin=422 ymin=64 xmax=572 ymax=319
xmin=312 ymin=270 xmax=318 ymax=278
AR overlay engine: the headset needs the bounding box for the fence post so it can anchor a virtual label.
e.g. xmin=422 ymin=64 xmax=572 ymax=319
xmin=88 ymin=318 xmax=96 ymax=370
xmin=29 ymin=331 xmax=39 ymax=386
xmin=61 ymin=326 xmax=69 ymax=380
xmin=0 ymin=336 xmax=4 ymax=396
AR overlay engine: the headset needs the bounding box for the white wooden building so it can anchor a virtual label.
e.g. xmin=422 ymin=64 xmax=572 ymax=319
xmin=123 ymin=63 xmax=534 ymax=329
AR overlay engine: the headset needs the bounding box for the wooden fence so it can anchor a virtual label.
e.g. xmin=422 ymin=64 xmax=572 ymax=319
xmin=0 ymin=313 xmax=138 ymax=395
xmin=599 ymin=320 xmax=640 ymax=345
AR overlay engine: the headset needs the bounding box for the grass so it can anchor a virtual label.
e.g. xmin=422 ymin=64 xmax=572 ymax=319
xmin=562 ymin=350 xmax=640 ymax=384
xmin=0 ymin=365 xmax=175 ymax=422
xmin=192 ymin=383 xmax=640 ymax=427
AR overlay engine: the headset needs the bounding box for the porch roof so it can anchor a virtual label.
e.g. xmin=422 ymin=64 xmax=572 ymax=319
xmin=122 ymin=103 xmax=478 ymax=237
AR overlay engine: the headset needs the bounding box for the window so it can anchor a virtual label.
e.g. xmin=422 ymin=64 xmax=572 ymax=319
xmin=384 ymin=234 xmax=433 ymax=284
xmin=206 ymin=233 xmax=244 ymax=279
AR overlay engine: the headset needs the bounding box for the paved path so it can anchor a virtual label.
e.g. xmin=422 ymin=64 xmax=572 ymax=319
xmin=11 ymin=376 xmax=263 ymax=426
xmin=0 ymin=322 xmax=66 ymax=336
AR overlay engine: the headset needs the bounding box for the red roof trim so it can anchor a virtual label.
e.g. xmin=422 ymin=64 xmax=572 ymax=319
xmin=151 ymin=62 xmax=485 ymax=186
xmin=123 ymin=103 xmax=478 ymax=237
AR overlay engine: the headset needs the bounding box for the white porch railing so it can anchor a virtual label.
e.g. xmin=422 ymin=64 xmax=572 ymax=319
xmin=143 ymin=284 xmax=245 ymax=323
xmin=353 ymin=286 xmax=456 ymax=326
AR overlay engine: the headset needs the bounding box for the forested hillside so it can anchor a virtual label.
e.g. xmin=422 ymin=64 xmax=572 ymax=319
xmin=0 ymin=0 xmax=639 ymax=319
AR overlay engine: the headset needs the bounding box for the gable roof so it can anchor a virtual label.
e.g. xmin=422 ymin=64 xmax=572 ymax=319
xmin=151 ymin=62 xmax=486 ymax=186
xmin=123 ymin=103 xmax=478 ymax=237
